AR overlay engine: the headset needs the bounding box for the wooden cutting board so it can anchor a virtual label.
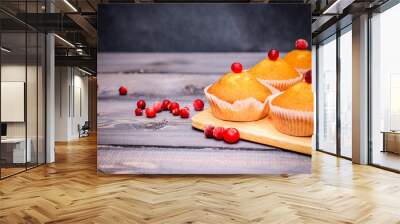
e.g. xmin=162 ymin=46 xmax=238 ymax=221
xmin=191 ymin=109 xmax=312 ymax=155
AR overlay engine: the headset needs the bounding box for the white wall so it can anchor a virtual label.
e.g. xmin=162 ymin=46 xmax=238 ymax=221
xmin=55 ymin=66 xmax=70 ymax=141
xmin=71 ymin=73 xmax=89 ymax=138
xmin=54 ymin=67 xmax=89 ymax=141
xmin=1 ymin=65 xmax=41 ymax=138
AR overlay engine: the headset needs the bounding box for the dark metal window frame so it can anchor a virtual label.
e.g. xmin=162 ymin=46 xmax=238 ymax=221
xmin=315 ymin=20 xmax=353 ymax=161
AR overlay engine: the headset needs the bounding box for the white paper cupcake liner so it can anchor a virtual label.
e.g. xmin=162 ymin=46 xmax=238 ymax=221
xmin=295 ymin=68 xmax=310 ymax=76
xmin=256 ymin=71 xmax=303 ymax=91
xmin=204 ymin=85 xmax=272 ymax=121
xmin=269 ymin=92 xmax=314 ymax=137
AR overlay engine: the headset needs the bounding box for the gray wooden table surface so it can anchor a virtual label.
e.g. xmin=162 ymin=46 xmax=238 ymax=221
xmin=97 ymin=53 xmax=311 ymax=174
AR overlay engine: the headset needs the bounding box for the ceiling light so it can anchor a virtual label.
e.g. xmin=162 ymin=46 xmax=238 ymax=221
xmin=54 ymin=34 xmax=75 ymax=48
xmin=323 ymin=0 xmax=341 ymax=14
xmin=78 ymin=67 xmax=93 ymax=76
xmin=1 ymin=47 xmax=11 ymax=53
xmin=323 ymin=0 xmax=354 ymax=15
xmin=63 ymin=0 xmax=78 ymax=12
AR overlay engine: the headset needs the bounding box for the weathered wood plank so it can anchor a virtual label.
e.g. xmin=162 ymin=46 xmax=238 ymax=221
xmin=98 ymin=73 xmax=219 ymax=98
xmin=97 ymin=145 xmax=310 ymax=174
xmin=98 ymin=96 xmax=275 ymax=150
xmin=98 ymin=52 xmax=288 ymax=74
xmin=192 ymin=109 xmax=312 ymax=155
xmin=97 ymin=53 xmax=311 ymax=174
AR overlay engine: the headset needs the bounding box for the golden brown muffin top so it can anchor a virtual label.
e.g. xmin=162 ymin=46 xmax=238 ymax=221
xmin=208 ymin=70 xmax=272 ymax=104
xmin=272 ymin=82 xmax=314 ymax=112
xmin=284 ymin=50 xmax=312 ymax=70
xmin=248 ymin=58 xmax=299 ymax=80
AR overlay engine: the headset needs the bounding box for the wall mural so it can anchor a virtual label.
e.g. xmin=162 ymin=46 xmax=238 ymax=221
xmin=97 ymin=3 xmax=313 ymax=174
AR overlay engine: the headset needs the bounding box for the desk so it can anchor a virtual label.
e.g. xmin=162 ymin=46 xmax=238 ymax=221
xmin=381 ymin=131 xmax=400 ymax=154
xmin=1 ymin=138 xmax=31 ymax=163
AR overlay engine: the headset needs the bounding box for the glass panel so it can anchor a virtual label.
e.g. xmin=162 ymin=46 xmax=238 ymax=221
xmin=1 ymin=29 xmax=27 ymax=178
xmin=38 ymin=32 xmax=45 ymax=165
xmin=0 ymin=1 xmax=46 ymax=178
xmin=317 ymin=36 xmax=337 ymax=154
xmin=371 ymin=4 xmax=400 ymax=171
xmin=27 ymin=30 xmax=38 ymax=169
xmin=339 ymin=28 xmax=352 ymax=158
xmin=26 ymin=1 xmax=39 ymax=169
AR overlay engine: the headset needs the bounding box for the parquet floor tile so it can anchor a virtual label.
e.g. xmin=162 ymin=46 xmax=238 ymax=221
xmin=1 ymin=135 xmax=400 ymax=224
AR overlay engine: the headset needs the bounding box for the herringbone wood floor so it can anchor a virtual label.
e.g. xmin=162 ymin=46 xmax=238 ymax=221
xmin=1 ymin=135 xmax=400 ymax=224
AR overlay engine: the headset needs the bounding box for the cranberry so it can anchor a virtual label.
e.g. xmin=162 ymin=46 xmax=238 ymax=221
xmin=304 ymin=70 xmax=312 ymax=84
xmin=172 ymin=108 xmax=180 ymax=116
xmin=268 ymin=49 xmax=279 ymax=61
xmin=169 ymin=102 xmax=180 ymax=113
xmin=134 ymin=108 xmax=143 ymax=116
xmin=162 ymin=99 xmax=171 ymax=111
xmin=204 ymin=125 xmax=214 ymax=138
xmin=153 ymin=101 xmax=163 ymax=113
xmin=231 ymin=62 xmax=243 ymax=73
xmin=173 ymin=109 xmax=181 ymax=116
xmin=193 ymin=99 xmax=204 ymax=111
xmin=137 ymin=99 xmax=146 ymax=109
xmin=223 ymin=128 xmax=240 ymax=144
xmin=295 ymin=39 xmax=308 ymax=50
xmin=145 ymin=107 xmax=156 ymax=118
xmin=119 ymin=86 xmax=128 ymax=95
xmin=180 ymin=108 xmax=190 ymax=118
xmin=213 ymin=127 xmax=225 ymax=140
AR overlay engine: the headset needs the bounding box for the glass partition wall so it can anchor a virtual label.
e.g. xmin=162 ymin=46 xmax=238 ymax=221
xmin=370 ymin=2 xmax=400 ymax=172
xmin=339 ymin=27 xmax=352 ymax=159
xmin=316 ymin=25 xmax=353 ymax=159
xmin=0 ymin=30 xmax=27 ymax=177
xmin=317 ymin=35 xmax=337 ymax=155
xmin=0 ymin=4 xmax=46 ymax=179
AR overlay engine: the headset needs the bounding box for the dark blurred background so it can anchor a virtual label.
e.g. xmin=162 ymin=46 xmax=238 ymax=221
xmin=98 ymin=4 xmax=311 ymax=53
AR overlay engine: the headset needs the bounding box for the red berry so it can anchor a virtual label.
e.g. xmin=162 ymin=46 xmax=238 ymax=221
xmin=137 ymin=99 xmax=146 ymax=109
xmin=119 ymin=86 xmax=128 ymax=95
xmin=223 ymin=128 xmax=240 ymax=144
xmin=193 ymin=99 xmax=204 ymax=111
xmin=162 ymin=99 xmax=171 ymax=111
xmin=153 ymin=101 xmax=162 ymax=113
xmin=213 ymin=127 xmax=225 ymax=140
xmin=135 ymin=108 xmax=143 ymax=116
xmin=145 ymin=107 xmax=156 ymax=118
xmin=231 ymin=62 xmax=243 ymax=73
xmin=169 ymin=102 xmax=180 ymax=113
xmin=304 ymin=70 xmax=312 ymax=84
xmin=268 ymin=49 xmax=279 ymax=61
xmin=204 ymin=125 xmax=215 ymax=138
xmin=172 ymin=108 xmax=180 ymax=116
xmin=295 ymin=39 xmax=308 ymax=50
xmin=180 ymin=108 xmax=190 ymax=118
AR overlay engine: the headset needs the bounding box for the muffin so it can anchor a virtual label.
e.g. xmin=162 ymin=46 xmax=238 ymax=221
xmin=284 ymin=39 xmax=312 ymax=75
xmin=248 ymin=49 xmax=303 ymax=91
xmin=205 ymin=62 xmax=273 ymax=121
xmin=269 ymin=81 xmax=314 ymax=136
